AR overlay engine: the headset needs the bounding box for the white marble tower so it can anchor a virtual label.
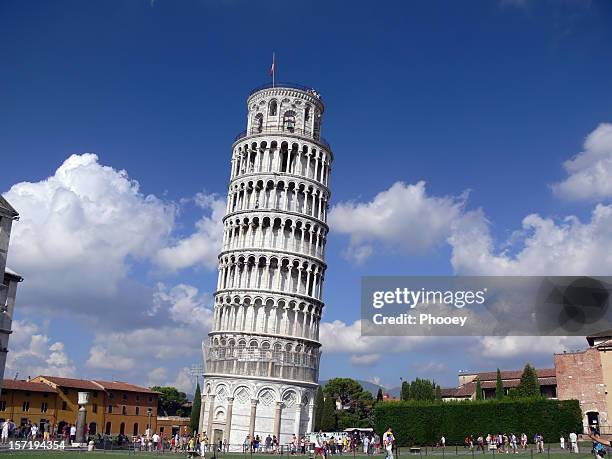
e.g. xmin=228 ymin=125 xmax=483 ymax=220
xmin=200 ymin=83 xmax=332 ymax=449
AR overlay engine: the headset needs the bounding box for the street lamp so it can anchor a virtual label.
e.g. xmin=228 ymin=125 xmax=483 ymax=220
xmin=147 ymin=407 xmax=153 ymax=439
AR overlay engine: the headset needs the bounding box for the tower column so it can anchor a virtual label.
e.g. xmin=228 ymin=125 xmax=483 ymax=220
xmin=273 ymin=401 xmax=282 ymax=440
xmin=249 ymin=399 xmax=258 ymax=438
xmin=307 ymin=400 xmax=314 ymax=433
xmin=224 ymin=397 xmax=234 ymax=442
xmin=294 ymin=403 xmax=303 ymax=436
xmin=207 ymin=394 xmax=216 ymax=436
xmin=199 ymin=393 xmax=207 ymax=434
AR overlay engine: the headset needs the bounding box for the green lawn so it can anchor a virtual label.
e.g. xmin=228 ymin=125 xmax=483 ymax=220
xmin=0 ymin=451 xmax=600 ymax=459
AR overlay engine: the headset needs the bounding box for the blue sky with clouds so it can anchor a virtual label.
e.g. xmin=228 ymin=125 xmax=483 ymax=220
xmin=2 ymin=0 xmax=612 ymax=392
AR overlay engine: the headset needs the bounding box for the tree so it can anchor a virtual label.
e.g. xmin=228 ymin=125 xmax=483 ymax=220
xmin=315 ymin=386 xmax=325 ymax=430
xmin=496 ymin=369 xmax=504 ymax=400
xmin=401 ymin=381 xmax=410 ymax=401
xmin=516 ymin=364 xmax=541 ymax=398
xmin=435 ymin=385 xmax=442 ymax=401
xmin=323 ymin=378 xmax=374 ymax=429
xmin=320 ymin=394 xmax=337 ymax=431
xmin=376 ymin=388 xmax=384 ymax=402
xmin=151 ymin=386 xmax=189 ymax=416
xmin=190 ymin=383 xmax=201 ymax=433
xmin=408 ymin=378 xmax=435 ymax=401
xmin=475 ymin=378 xmax=483 ymax=400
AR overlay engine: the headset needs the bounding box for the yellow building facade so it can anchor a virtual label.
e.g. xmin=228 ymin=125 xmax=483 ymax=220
xmin=0 ymin=376 xmax=160 ymax=437
xmin=0 ymin=380 xmax=57 ymax=431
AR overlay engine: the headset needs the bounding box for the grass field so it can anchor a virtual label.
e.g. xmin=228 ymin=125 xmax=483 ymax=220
xmin=0 ymin=450 xmax=600 ymax=459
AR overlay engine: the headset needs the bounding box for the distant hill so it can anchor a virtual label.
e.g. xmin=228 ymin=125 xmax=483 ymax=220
xmin=319 ymin=379 xmax=400 ymax=398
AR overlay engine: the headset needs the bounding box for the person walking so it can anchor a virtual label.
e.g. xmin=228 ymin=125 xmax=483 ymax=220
xmin=314 ymin=431 xmax=326 ymax=459
xmin=383 ymin=428 xmax=395 ymax=459
xmin=1 ymin=420 xmax=8 ymax=444
xmin=569 ymin=432 xmax=579 ymax=453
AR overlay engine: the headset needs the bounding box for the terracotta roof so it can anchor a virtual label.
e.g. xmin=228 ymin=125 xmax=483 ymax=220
xmin=0 ymin=196 xmax=18 ymax=219
xmin=453 ymin=381 xmax=476 ymax=398
xmin=1 ymin=380 xmax=57 ymax=393
xmin=440 ymin=388 xmax=459 ymax=397
xmin=443 ymin=375 xmax=557 ymax=398
xmin=37 ymin=376 xmax=103 ymax=391
xmin=93 ymin=380 xmax=159 ymax=394
xmin=469 ymin=368 xmax=555 ymax=382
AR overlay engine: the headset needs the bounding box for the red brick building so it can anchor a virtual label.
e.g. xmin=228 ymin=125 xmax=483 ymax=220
xmin=555 ymin=330 xmax=612 ymax=434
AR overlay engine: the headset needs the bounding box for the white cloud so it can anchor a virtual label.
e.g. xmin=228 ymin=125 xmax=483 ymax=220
xmin=552 ymin=123 xmax=612 ymax=201
xmin=154 ymin=193 xmax=225 ymax=272
xmin=449 ymin=204 xmax=612 ymax=276
xmin=411 ymin=361 xmax=448 ymax=374
xmin=171 ymin=367 xmax=196 ymax=395
xmin=86 ymin=346 xmax=135 ymax=371
xmin=4 ymin=153 xmax=176 ymax=317
xmin=152 ymin=283 xmax=214 ymax=327
xmin=478 ymin=336 xmax=585 ymax=359
xmin=350 ymin=353 xmax=380 ymax=366
xmin=85 ymin=282 xmax=213 ymax=376
xmin=147 ymin=367 xmax=168 ymax=387
xmin=319 ymin=319 xmax=458 ymax=368
xmin=146 ymin=367 xmax=195 ymax=395
xmin=6 ymin=320 xmax=76 ymax=378
xmin=329 ymin=181 xmax=466 ymax=263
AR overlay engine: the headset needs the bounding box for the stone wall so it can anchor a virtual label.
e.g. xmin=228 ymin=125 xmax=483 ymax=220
xmin=555 ymin=348 xmax=608 ymax=431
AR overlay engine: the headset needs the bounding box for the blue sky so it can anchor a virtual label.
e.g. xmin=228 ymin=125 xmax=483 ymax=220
xmin=2 ymin=0 xmax=612 ymax=392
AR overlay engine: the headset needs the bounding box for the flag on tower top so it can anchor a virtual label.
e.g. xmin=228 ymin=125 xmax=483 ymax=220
xmin=269 ymin=52 xmax=275 ymax=77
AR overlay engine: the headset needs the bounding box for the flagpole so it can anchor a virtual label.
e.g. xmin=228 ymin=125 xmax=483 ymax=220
xmin=272 ymin=52 xmax=275 ymax=88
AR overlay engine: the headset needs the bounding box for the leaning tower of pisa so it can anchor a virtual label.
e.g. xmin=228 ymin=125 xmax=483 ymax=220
xmin=200 ymin=83 xmax=332 ymax=449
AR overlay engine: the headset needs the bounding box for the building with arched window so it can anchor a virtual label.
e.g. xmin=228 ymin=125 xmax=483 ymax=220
xmin=200 ymin=83 xmax=332 ymax=449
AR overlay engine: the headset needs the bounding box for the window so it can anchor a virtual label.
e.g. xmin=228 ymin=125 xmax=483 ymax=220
xmin=43 ymin=393 xmax=48 ymax=398
xmin=121 ymin=405 xmax=127 ymax=415
xmin=41 ymin=402 xmax=48 ymax=413
xmin=105 ymin=422 xmax=111 ymax=435
xmin=61 ymin=401 xmax=67 ymax=410
xmin=135 ymin=407 xmax=140 ymax=415
xmin=22 ymin=401 xmax=29 ymax=412
xmin=148 ymin=396 xmax=152 ymax=403
xmin=255 ymin=113 xmax=263 ymax=133
xmin=62 ymin=388 xmax=69 ymax=395
xmin=305 ymin=106 xmax=311 ymax=121
xmin=283 ymin=111 xmax=296 ymax=132
xmin=122 ymin=393 xmax=127 ymax=401
xmin=93 ymin=391 xmax=98 ymax=398
xmin=0 ymin=401 xmax=6 ymax=411
xmin=135 ymin=395 xmax=140 ymax=402
xmin=109 ymin=392 xmax=114 ymax=399
xmin=269 ymin=100 xmax=277 ymax=116
xmin=92 ymin=404 xmax=98 ymax=413
xmin=108 ymin=405 xmax=113 ymax=414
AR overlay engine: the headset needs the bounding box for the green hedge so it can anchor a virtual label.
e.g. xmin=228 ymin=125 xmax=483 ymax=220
xmin=374 ymin=398 xmax=582 ymax=446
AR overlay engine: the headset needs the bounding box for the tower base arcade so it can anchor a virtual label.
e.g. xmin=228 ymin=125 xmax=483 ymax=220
xmin=202 ymin=376 xmax=316 ymax=450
